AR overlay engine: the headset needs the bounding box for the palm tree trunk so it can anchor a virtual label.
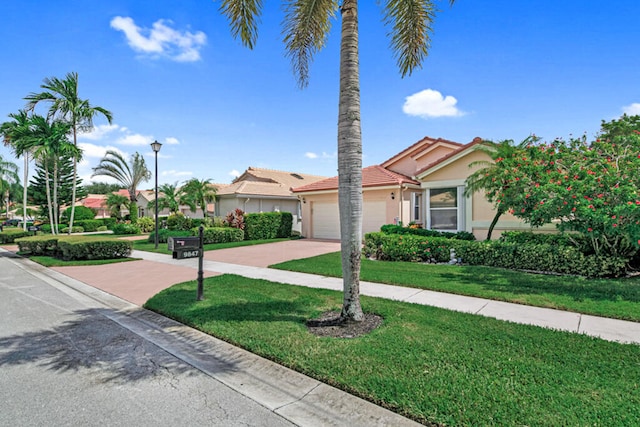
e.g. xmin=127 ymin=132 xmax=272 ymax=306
xmin=337 ymin=0 xmax=364 ymax=322
xmin=68 ymin=125 xmax=78 ymax=234
xmin=22 ymin=154 xmax=28 ymax=231
xmin=53 ymin=160 xmax=59 ymax=234
xmin=44 ymin=164 xmax=55 ymax=235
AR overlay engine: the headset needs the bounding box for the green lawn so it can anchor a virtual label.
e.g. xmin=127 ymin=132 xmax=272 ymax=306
xmin=145 ymin=275 xmax=640 ymax=426
xmin=271 ymin=252 xmax=640 ymax=322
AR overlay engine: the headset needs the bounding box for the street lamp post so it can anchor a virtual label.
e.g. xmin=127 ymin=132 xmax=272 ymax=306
xmin=151 ymin=140 xmax=162 ymax=249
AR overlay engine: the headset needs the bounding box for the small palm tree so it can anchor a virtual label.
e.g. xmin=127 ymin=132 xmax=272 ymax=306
xmin=91 ymin=150 xmax=151 ymax=224
xmin=106 ymin=192 xmax=130 ymax=220
xmin=148 ymin=182 xmax=187 ymax=215
xmin=25 ymin=72 xmax=113 ymax=233
xmin=465 ymin=138 xmax=532 ymax=240
xmin=0 ymin=154 xmax=19 ymax=218
xmin=1 ymin=110 xmax=33 ymax=230
xmin=182 ymin=178 xmax=217 ymax=219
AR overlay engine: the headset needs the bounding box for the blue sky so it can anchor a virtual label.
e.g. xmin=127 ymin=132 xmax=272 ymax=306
xmin=1 ymin=1 xmax=639 ymax=187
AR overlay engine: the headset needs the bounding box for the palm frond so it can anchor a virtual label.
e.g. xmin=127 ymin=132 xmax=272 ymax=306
xmin=282 ymin=0 xmax=337 ymax=88
xmin=219 ymin=0 xmax=264 ymax=49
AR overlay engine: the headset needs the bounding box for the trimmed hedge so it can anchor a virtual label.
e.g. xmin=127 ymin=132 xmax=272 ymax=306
xmin=15 ymin=235 xmax=60 ymax=256
xmin=74 ymin=220 xmax=103 ymax=232
xmin=60 ymin=226 xmax=85 ymax=234
xmin=57 ymin=237 xmax=132 ymax=260
xmin=0 ymin=229 xmax=32 ymax=244
xmin=15 ymin=235 xmax=132 ymax=260
xmin=198 ymin=227 xmax=244 ymax=244
xmin=100 ymin=218 xmax=117 ymax=229
xmin=363 ymin=232 xmax=628 ymax=278
xmin=244 ymin=212 xmax=293 ymax=240
xmin=380 ymin=224 xmax=476 ymax=241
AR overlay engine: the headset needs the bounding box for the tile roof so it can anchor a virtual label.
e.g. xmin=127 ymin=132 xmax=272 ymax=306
xmin=381 ymin=136 xmax=463 ymax=168
xmin=414 ymin=137 xmax=484 ymax=177
xmin=234 ymin=167 xmax=328 ymax=188
xmin=291 ymin=165 xmax=419 ymax=193
xmin=80 ymin=194 xmax=107 ymax=209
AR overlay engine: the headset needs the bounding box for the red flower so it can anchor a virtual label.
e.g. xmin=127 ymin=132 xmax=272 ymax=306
xmin=588 ymin=228 xmax=593 ymax=232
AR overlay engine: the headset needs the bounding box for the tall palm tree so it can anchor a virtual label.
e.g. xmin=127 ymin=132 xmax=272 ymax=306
xmin=1 ymin=110 xmax=32 ymax=230
xmin=0 ymin=154 xmax=19 ymax=219
xmin=25 ymin=71 xmax=113 ymax=233
xmin=91 ymin=150 xmax=151 ymax=223
xmin=182 ymin=178 xmax=217 ymax=219
xmin=22 ymin=116 xmax=78 ymax=234
xmin=218 ymin=0 xmax=454 ymax=322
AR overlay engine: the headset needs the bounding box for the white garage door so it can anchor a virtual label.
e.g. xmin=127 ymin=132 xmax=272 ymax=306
xmin=312 ymin=200 xmax=387 ymax=240
xmin=312 ymin=202 xmax=340 ymax=239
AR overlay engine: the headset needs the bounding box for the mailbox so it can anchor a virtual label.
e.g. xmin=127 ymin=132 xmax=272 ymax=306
xmin=168 ymin=236 xmax=201 ymax=259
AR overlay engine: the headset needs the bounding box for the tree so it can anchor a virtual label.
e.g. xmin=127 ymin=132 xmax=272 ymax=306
xmin=83 ymin=182 xmax=122 ymax=195
xmin=1 ymin=110 xmax=33 ymax=230
xmin=0 ymin=154 xmax=19 ymax=218
xmin=106 ymin=192 xmax=130 ymax=221
xmin=91 ymin=150 xmax=150 ymax=224
xmin=182 ymin=178 xmax=217 ymax=219
xmin=217 ymin=0 xmax=455 ymax=322
xmin=25 ymin=71 xmax=113 ymax=233
xmin=464 ymin=138 xmax=534 ymax=240
xmin=148 ymin=182 xmax=186 ymax=215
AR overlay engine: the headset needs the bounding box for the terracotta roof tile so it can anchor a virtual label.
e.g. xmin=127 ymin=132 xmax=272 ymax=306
xmin=292 ymin=165 xmax=418 ymax=193
xmin=414 ymin=137 xmax=484 ymax=177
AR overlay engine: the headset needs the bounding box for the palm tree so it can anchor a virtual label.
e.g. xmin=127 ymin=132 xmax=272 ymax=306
xmin=148 ymin=182 xmax=187 ymax=215
xmin=464 ymin=138 xmax=532 ymax=240
xmin=91 ymin=150 xmax=151 ymax=223
xmin=1 ymin=110 xmax=32 ymax=230
xmin=182 ymin=178 xmax=217 ymax=219
xmin=25 ymin=71 xmax=113 ymax=233
xmin=0 ymin=154 xmax=19 ymax=219
xmin=218 ymin=0 xmax=454 ymax=322
xmin=106 ymin=192 xmax=130 ymax=220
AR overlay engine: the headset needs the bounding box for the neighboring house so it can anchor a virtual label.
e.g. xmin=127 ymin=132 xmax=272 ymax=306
xmin=216 ymin=167 xmax=328 ymax=233
xmin=78 ymin=194 xmax=109 ymax=218
xmin=292 ymin=135 xmax=542 ymax=240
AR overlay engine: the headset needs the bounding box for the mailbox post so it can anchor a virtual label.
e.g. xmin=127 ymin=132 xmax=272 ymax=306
xmin=197 ymin=225 xmax=204 ymax=301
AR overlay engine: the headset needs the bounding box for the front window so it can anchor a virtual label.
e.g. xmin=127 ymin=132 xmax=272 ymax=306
xmin=429 ymin=187 xmax=458 ymax=230
xmin=412 ymin=193 xmax=422 ymax=223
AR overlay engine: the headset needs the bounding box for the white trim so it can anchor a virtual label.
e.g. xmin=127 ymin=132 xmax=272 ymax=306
xmin=421 ymin=179 xmax=466 ymax=189
xmin=415 ymin=145 xmax=480 ymax=180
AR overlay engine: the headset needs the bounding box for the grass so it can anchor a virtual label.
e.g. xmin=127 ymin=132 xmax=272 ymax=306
xmin=132 ymin=237 xmax=293 ymax=254
xmin=145 ymin=275 xmax=640 ymax=426
xmin=271 ymin=252 xmax=640 ymax=322
xmin=28 ymin=255 xmax=139 ymax=267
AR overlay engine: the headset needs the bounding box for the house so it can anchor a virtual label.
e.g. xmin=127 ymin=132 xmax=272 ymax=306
xmin=78 ymin=194 xmax=109 ymax=218
xmin=215 ymin=167 xmax=328 ymax=233
xmin=292 ymin=136 xmax=539 ymax=240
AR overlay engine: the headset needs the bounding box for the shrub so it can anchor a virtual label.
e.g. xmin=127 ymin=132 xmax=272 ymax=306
xmin=148 ymin=229 xmax=193 ymax=244
xmin=244 ymin=212 xmax=293 ymax=240
xmin=136 ymin=216 xmax=155 ymax=233
xmin=99 ymin=217 xmax=117 ymax=230
xmin=57 ymin=237 xmax=132 ymax=260
xmin=60 ymin=226 xmax=85 ymax=234
xmin=197 ymin=227 xmax=244 ymax=244
xmin=1 ymin=229 xmax=34 ymax=244
xmin=167 ymin=213 xmax=192 ymax=231
xmin=74 ymin=220 xmax=103 ymax=232
xmin=15 ymin=236 xmax=60 ymax=256
xmin=97 ymin=226 xmax=108 ymax=232
xmin=363 ymin=232 xmax=628 ymax=278
xmin=40 ymin=224 xmax=52 ymax=233
xmin=225 ymin=209 xmax=245 ymax=230
xmin=111 ymin=223 xmax=141 ymax=235
xmin=380 ymin=224 xmax=476 ymax=241
xmin=60 ymin=206 xmax=96 ymax=222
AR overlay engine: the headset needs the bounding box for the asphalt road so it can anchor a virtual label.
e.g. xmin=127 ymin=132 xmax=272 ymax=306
xmin=0 ymin=252 xmax=294 ymax=427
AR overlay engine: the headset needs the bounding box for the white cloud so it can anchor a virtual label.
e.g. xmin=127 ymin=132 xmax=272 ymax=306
xmin=110 ymin=16 xmax=206 ymax=62
xmin=622 ymin=103 xmax=640 ymax=115
xmin=78 ymin=124 xmax=120 ymax=141
xmin=162 ymin=170 xmax=193 ymax=178
xmin=164 ymin=137 xmax=180 ymax=145
xmin=402 ymin=89 xmax=466 ymax=119
xmin=117 ymin=133 xmax=154 ymax=146
xmin=229 ymin=169 xmax=240 ymax=178
xmin=305 ymin=152 xmax=318 ymax=159
xmin=78 ymin=142 xmax=125 ymax=159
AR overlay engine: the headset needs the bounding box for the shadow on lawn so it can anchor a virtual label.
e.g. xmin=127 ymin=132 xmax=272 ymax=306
xmin=441 ymin=266 xmax=640 ymax=303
